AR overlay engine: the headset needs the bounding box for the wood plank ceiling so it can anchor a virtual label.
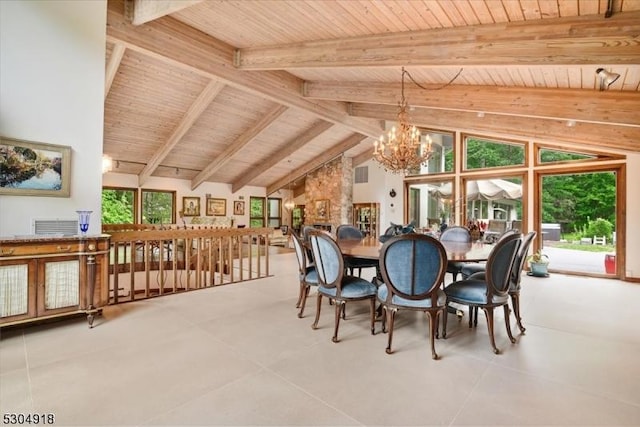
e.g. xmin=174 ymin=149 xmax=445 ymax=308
xmin=103 ymin=0 xmax=640 ymax=194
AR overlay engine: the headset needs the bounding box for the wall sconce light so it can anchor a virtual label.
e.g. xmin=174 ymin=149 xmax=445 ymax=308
xmin=102 ymin=155 xmax=113 ymax=174
xmin=596 ymin=68 xmax=620 ymax=91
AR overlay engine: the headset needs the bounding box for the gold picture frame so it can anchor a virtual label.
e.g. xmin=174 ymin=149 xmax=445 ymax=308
xmin=233 ymin=200 xmax=245 ymax=215
xmin=182 ymin=196 xmax=200 ymax=216
xmin=207 ymin=197 xmax=227 ymax=216
xmin=315 ymin=199 xmax=329 ymax=220
xmin=0 ymin=136 xmax=71 ymax=197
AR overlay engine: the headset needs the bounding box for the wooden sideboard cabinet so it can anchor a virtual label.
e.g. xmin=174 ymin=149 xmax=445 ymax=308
xmin=0 ymin=235 xmax=110 ymax=328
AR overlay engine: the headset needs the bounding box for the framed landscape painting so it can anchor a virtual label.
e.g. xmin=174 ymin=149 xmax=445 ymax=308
xmin=0 ymin=137 xmax=71 ymax=197
xmin=207 ymin=198 xmax=226 ymax=216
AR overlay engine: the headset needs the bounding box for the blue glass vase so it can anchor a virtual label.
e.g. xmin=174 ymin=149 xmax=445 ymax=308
xmin=76 ymin=210 xmax=92 ymax=236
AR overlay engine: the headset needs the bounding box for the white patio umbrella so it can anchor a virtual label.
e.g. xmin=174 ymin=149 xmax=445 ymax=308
xmin=429 ymin=179 xmax=522 ymax=201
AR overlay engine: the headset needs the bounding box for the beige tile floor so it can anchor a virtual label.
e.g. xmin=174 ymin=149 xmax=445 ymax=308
xmin=2 ymin=251 xmax=640 ymax=426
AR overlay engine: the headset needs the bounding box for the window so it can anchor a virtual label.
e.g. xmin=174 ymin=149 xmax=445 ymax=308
xmin=250 ymin=196 xmax=265 ymax=228
xmin=407 ymin=130 xmax=454 ymax=175
xmin=141 ymin=189 xmax=175 ymax=225
xmin=406 ymin=178 xmax=454 ymax=230
xmin=101 ymin=187 xmax=136 ymax=224
xmin=464 ymin=136 xmax=525 ymax=170
xmin=267 ymin=197 xmax=282 ymax=228
xmin=463 ymin=176 xmax=523 ymax=226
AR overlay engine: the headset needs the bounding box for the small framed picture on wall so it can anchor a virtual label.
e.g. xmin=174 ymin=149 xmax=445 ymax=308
xmin=233 ymin=200 xmax=245 ymax=216
xmin=182 ymin=197 xmax=200 ymax=216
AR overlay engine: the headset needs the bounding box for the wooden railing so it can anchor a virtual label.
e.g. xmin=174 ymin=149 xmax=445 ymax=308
xmin=104 ymin=226 xmax=272 ymax=304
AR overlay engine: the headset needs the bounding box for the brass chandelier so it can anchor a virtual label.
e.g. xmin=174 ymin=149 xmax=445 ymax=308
xmin=373 ymin=67 xmax=433 ymax=174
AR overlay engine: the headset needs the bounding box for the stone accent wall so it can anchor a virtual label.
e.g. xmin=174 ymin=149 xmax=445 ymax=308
xmin=304 ymin=156 xmax=353 ymax=233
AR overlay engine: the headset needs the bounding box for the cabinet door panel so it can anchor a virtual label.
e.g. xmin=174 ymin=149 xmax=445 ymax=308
xmin=0 ymin=260 xmax=37 ymax=322
xmin=38 ymin=257 xmax=80 ymax=315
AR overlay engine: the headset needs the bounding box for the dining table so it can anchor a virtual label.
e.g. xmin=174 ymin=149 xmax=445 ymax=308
xmin=337 ymin=236 xmax=495 ymax=263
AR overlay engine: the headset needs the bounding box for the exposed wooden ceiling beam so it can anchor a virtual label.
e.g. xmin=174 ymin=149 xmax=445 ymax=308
xmin=125 ymin=0 xmax=204 ymax=25
xmin=107 ymin=0 xmax=382 ymax=138
xmin=267 ymin=133 xmax=368 ymax=195
xmin=351 ymin=149 xmax=373 ymax=167
xmin=139 ymin=80 xmax=225 ymax=186
xmin=104 ymin=43 xmax=125 ymax=100
xmin=231 ymin=121 xmax=334 ymax=194
xmin=349 ymin=103 xmax=640 ymax=153
xmin=235 ymin=11 xmax=640 ymax=69
xmin=191 ymin=105 xmax=289 ymax=190
xmin=306 ymin=82 xmax=640 ymax=128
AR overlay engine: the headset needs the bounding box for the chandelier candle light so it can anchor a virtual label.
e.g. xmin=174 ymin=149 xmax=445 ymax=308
xmin=373 ymin=67 xmax=434 ymax=174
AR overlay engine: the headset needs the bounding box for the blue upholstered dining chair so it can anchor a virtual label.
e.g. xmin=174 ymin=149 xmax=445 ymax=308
xmin=459 ymin=229 xmax=521 ymax=280
xmin=442 ymin=233 xmax=521 ymax=354
xmin=376 ymin=234 xmax=448 ymax=359
xmin=462 ymin=231 xmax=537 ymax=333
xmin=439 ymin=225 xmax=472 ymax=282
xmin=291 ymin=230 xmax=318 ymax=318
xmin=308 ymin=230 xmax=377 ymax=343
xmin=336 ymin=224 xmax=379 ymax=277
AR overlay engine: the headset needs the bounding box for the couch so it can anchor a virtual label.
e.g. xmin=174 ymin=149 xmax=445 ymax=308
xmin=190 ymin=216 xmax=234 ymax=228
xmin=269 ymin=227 xmax=290 ymax=247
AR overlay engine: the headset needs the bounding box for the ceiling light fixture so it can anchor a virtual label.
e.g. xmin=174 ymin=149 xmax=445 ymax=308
xmin=596 ymin=68 xmax=620 ymax=91
xmin=283 ymin=159 xmax=295 ymax=211
xmin=373 ymin=67 xmax=433 ymax=175
xmin=373 ymin=67 xmax=462 ymax=174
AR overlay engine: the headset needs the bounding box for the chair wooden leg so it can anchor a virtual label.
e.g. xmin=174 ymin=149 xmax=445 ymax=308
xmin=468 ymin=306 xmax=474 ymax=328
xmin=385 ymin=308 xmax=397 ymax=354
xmin=297 ymin=285 xmax=310 ymax=318
xmin=442 ymin=302 xmax=449 ymax=339
xmin=483 ymin=307 xmax=500 ymax=354
xmin=332 ymin=301 xmax=344 ymax=343
xmin=504 ymin=304 xmax=516 ymax=344
xmin=295 ymin=282 xmax=304 ymax=308
xmin=369 ymin=298 xmax=376 ymax=335
xmin=311 ymin=294 xmax=322 ymax=330
xmin=510 ymin=292 xmax=526 ymax=333
xmin=427 ymin=310 xmax=439 ymax=360
xmin=381 ymin=306 xmax=387 ymax=333
xmin=474 ymin=306 xmax=479 ymax=326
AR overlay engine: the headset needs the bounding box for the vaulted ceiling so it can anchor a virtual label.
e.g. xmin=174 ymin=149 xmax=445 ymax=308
xmin=103 ymin=0 xmax=640 ymax=195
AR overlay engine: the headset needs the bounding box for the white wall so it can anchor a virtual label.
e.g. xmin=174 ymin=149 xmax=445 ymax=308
xmin=0 ymin=0 xmax=107 ymax=236
xmin=625 ymin=153 xmax=640 ymax=278
xmin=103 ymin=172 xmax=266 ymax=227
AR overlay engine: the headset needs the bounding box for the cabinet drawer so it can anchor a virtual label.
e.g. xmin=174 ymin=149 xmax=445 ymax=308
xmin=0 ymin=242 xmax=81 ymax=257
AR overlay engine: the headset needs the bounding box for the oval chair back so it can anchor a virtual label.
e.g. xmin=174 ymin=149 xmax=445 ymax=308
xmin=511 ymin=231 xmax=537 ymax=290
xmin=439 ymin=226 xmax=471 ymax=243
xmin=485 ymin=233 xmax=522 ymax=301
xmin=309 ymin=231 xmax=345 ymax=295
xmin=336 ymin=224 xmax=364 ymax=240
xmin=379 ymin=234 xmax=447 ymax=304
xmin=291 ymin=230 xmax=309 ymax=274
